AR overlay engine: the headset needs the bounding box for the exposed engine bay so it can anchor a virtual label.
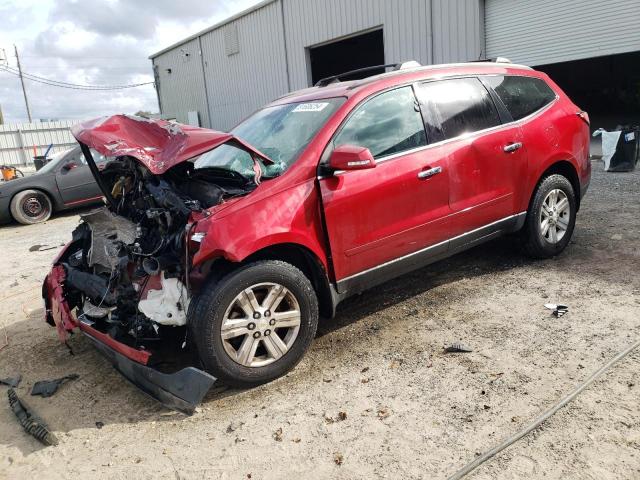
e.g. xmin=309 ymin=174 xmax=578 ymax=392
xmin=53 ymin=155 xmax=253 ymax=353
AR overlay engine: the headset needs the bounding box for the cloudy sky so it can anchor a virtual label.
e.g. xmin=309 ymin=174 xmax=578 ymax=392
xmin=0 ymin=0 xmax=261 ymax=124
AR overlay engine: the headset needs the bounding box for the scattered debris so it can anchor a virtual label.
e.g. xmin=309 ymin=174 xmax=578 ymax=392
xmin=324 ymin=413 xmax=335 ymax=424
xmin=333 ymin=452 xmax=344 ymax=466
xmin=31 ymin=374 xmax=79 ymax=397
xmin=7 ymin=388 xmax=58 ymax=446
xmin=544 ymin=303 xmax=569 ymax=317
xmin=95 ymin=421 xmax=104 ymax=429
xmin=361 ymin=367 xmax=369 ymax=373
xmin=0 ymin=375 xmax=22 ymax=388
xmin=338 ymin=411 xmax=347 ymax=421
xmin=444 ymin=343 xmax=473 ymax=353
xmin=377 ymin=407 xmax=391 ymax=420
xmin=292 ymin=437 xmax=301 ymax=443
xmin=322 ymin=378 xmax=332 ymax=383
xmin=226 ymin=421 xmax=244 ymax=433
xmin=273 ymin=427 xmax=283 ymax=441
xmin=361 ymin=377 xmax=370 ymax=384
xmin=29 ymin=244 xmax=57 ymax=252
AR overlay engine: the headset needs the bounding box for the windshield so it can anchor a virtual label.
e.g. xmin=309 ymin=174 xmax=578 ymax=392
xmin=194 ymin=97 xmax=344 ymax=179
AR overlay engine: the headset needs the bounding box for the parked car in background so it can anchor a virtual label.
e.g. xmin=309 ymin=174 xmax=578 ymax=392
xmin=0 ymin=146 xmax=106 ymax=225
xmin=43 ymin=60 xmax=590 ymax=413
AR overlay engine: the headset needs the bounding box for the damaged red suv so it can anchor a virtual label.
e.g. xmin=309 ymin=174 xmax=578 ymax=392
xmin=43 ymin=61 xmax=590 ymax=413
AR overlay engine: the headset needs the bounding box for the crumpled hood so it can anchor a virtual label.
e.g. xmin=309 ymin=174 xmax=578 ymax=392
xmin=71 ymin=114 xmax=272 ymax=175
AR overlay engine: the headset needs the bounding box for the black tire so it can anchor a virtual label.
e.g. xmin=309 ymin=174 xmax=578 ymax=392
xmin=10 ymin=189 xmax=53 ymax=225
xmin=522 ymin=174 xmax=576 ymax=259
xmin=190 ymin=260 xmax=319 ymax=388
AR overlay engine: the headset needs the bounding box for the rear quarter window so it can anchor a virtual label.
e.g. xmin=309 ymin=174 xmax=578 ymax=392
xmin=483 ymin=76 xmax=557 ymax=121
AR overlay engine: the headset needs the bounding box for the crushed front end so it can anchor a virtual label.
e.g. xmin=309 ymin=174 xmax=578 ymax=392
xmin=42 ymin=115 xmax=270 ymax=414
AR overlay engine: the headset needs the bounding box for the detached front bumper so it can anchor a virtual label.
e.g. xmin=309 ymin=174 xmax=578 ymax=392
xmin=43 ymin=263 xmax=216 ymax=415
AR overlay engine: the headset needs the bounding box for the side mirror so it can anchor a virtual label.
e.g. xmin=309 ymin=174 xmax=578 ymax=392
xmin=328 ymin=145 xmax=376 ymax=171
xmin=63 ymin=162 xmax=78 ymax=171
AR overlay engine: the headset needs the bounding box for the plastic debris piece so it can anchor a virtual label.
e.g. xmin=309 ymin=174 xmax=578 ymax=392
xmin=544 ymin=303 xmax=568 ymax=311
xmin=0 ymin=375 xmax=22 ymax=388
xmin=8 ymin=388 xmax=58 ymax=446
xmin=553 ymin=308 xmax=569 ymax=318
xmin=31 ymin=374 xmax=79 ymax=398
xmin=444 ymin=343 xmax=473 ymax=353
xmin=545 ymin=303 xmax=568 ymax=317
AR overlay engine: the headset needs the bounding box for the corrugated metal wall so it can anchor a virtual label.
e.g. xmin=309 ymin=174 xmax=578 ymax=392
xmin=199 ymin=1 xmax=289 ymax=130
xmin=284 ymin=0 xmax=483 ymax=90
xmin=151 ymin=0 xmax=484 ymax=130
xmin=152 ymin=38 xmax=211 ymax=127
xmin=486 ymin=0 xmax=640 ymax=66
xmin=0 ymin=120 xmax=78 ymax=166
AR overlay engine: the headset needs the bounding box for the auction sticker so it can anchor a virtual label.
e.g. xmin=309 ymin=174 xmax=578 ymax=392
xmin=292 ymin=102 xmax=329 ymax=112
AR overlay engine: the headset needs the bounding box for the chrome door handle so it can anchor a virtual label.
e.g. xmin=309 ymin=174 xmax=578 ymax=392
xmin=503 ymin=142 xmax=523 ymax=153
xmin=418 ymin=166 xmax=442 ymax=179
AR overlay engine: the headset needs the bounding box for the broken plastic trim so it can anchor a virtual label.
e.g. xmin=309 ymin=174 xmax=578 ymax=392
xmin=8 ymin=388 xmax=59 ymax=446
xmin=81 ymin=323 xmax=216 ymax=415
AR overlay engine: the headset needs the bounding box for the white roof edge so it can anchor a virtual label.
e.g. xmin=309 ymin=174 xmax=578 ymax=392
xmin=149 ymin=0 xmax=278 ymax=59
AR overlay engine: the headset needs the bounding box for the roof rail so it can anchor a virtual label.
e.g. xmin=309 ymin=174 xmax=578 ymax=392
xmin=470 ymin=56 xmax=513 ymax=64
xmin=315 ymin=61 xmax=421 ymax=87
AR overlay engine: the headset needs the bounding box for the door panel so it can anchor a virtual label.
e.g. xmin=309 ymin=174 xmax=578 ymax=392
xmin=447 ymin=124 xmax=527 ymax=236
xmin=415 ymin=77 xmax=528 ymax=239
xmin=320 ymin=149 xmax=450 ymax=284
xmin=55 ymin=149 xmax=103 ymax=205
xmin=319 ymin=85 xmax=452 ymax=289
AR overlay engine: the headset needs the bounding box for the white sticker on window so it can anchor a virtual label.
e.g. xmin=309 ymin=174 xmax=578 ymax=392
xmin=292 ymin=102 xmax=329 ymax=113
xmin=625 ymin=132 xmax=635 ymax=142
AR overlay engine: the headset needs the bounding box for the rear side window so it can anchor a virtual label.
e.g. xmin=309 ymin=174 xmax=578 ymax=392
xmin=483 ymin=75 xmax=556 ymax=120
xmin=416 ymin=77 xmax=501 ymax=141
xmin=334 ymin=86 xmax=427 ymax=159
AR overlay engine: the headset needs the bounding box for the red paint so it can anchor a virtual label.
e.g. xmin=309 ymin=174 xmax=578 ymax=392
xmin=78 ymin=321 xmax=151 ymax=365
xmin=46 ymin=63 xmax=590 ymax=353
xmin=43 ymin=265 xmax=78 ymax=342
xmin=71 ymin=114 xmax=273 ymax=175
xmin=63 ymin=195 xmax=104 ymax=206
xmin=191 ymin=64 xmax=589 ymax=284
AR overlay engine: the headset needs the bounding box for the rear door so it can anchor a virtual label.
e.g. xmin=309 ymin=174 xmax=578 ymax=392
xmin=415 ymin=77 xmax=528 ymax=240
xmin=55 ymin=148 xmax=104 ymax=205
xmin=319 ymin=85 xmax=451 ymax=292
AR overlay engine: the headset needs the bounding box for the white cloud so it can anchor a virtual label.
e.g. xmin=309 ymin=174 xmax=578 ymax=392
xmin=0 ymin=0 xmax=262 ymax=123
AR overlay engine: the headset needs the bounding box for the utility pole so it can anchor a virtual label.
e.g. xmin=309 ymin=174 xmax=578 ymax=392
xmin=14 ymin=44 xmax=32 ymax=123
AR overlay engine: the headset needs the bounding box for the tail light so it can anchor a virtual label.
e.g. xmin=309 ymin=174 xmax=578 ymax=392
xmin=576 ymin=110 xmax=590 ymax=126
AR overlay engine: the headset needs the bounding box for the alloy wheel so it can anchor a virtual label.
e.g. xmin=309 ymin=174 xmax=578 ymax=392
xmin=220 ymin=282 xmax=301 ymax=367
xmin=539 ymin=188 xmax=570 ymax=244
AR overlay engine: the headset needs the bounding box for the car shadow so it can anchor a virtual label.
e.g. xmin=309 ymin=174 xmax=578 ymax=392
xmin=0 ymin=235 xmax=529 ymax=455
xmin=318 ymin=235 xmax=530 ymax=337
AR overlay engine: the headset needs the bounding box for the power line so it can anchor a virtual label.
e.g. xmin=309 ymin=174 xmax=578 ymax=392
xmin=0 ymin=65 xmax=154 ymax=90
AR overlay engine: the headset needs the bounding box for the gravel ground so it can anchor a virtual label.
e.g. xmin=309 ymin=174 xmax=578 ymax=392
xmin=0 ymin=161 xmax=639 ymax=479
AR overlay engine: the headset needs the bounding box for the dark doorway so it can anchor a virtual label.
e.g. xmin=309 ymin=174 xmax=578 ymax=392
xmin=308 ymin=29 xmax=385 ymax=86
xmin=536 ymin=51 xmax=640 ymax=130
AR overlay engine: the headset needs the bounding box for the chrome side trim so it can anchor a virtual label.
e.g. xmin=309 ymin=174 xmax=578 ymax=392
xmin=336 ymin=211 xmax=527 ymax=293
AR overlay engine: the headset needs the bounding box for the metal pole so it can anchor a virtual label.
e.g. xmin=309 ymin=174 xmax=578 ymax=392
xmin=14 ymin=45 xmax=32 ymax=123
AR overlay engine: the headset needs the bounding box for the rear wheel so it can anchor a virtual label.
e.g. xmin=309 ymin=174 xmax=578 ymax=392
xmin=10 ymin=189 xmax=53 ymax=225
xmin=191 ymin=260 xmax=319 ymax=388
xmin=522 ymin=174 xmax=576 ymax=258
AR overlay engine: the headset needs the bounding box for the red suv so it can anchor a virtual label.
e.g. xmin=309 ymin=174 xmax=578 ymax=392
xmin=43 ymin=61 xmax=590 ymax=413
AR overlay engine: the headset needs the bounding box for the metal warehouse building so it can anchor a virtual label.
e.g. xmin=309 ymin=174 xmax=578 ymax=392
xmin=150 ymin=0 xmax=640 ymax=132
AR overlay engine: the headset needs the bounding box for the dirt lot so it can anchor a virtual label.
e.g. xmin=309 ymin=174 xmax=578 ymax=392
xmin=0 ymin=162 xmax=639 ymax=479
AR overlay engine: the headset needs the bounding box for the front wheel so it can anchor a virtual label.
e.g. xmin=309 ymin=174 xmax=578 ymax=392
xmin=522 ymin=174 xmax=577 ymax=259
xmin=10 ymin=189 xmax=53 ymax=225
xmin=190 ymin=260 xmax=319 ymax=388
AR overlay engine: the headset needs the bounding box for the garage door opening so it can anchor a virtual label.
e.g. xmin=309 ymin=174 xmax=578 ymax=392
xmin=536 ymin=51 xmax=640 ymax=131
xmin=308 ymin=29 xmax=385 ymax=86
